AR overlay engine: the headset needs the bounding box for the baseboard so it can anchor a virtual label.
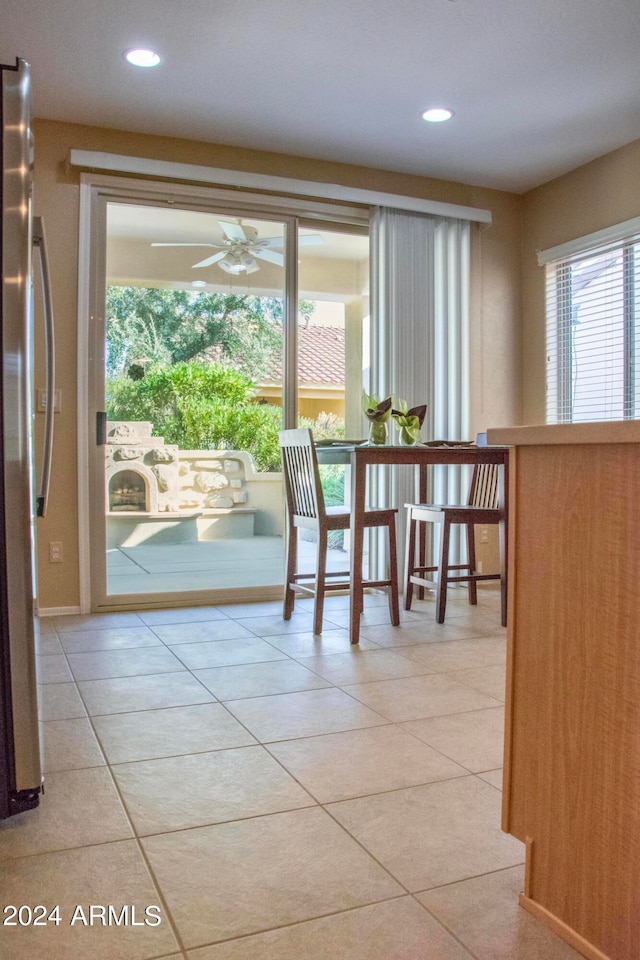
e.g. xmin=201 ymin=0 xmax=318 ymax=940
xmin=38 ymin=606 xmax=82 ymax=618
xmin=519 ymin=894 xmax=610 ymax=960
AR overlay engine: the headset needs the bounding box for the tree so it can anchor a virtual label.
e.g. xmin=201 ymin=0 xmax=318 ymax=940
xmin=106 ymin=361 xmax=283 ymax=472
xmin=105 ymin=286 xmax=314 ymax=380
xmin=104 ymin=288 xmax=339 ymax=474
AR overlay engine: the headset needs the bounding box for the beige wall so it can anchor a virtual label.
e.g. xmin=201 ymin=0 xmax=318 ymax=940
xmin=32 ymin=118 xmax=523 ymax=609
xmin=521 ymin=137 xmax=640 ymax=423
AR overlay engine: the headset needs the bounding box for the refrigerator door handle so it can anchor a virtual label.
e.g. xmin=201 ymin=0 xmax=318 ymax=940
xmin=32 ymin=216 xmax=55 ymax=519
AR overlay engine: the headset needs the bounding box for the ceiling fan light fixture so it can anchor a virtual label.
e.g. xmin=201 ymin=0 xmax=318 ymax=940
xmin=219 ymin=254 xmax=259 ymax=275
xmin=124 ymin=48 xmax=162 ymax=68
xmin=422 ymin=107 xmax=454 ymax=123
xmin=219 ymin=259 xmax=243 ymax=275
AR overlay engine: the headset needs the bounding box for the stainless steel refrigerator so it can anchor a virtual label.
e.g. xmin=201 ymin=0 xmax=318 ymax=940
xmin=0 ymin=57 xmax=55 ymax=819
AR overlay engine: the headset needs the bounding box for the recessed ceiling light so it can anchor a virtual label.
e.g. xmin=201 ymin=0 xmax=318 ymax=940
xmin=191 ymin=280 xmax=207 ymax=288
xmin=124 ymin=48 xmax=162 ymax=68
xmin=422 ymin=107 xmax=454 ymax=123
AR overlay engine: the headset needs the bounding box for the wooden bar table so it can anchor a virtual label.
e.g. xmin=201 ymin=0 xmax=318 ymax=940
xmin=316 ymin=442 xmax=509 ymax=644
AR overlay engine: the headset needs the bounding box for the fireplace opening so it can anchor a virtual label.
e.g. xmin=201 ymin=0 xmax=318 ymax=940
xmin=109 ymin=470 xmax=148 ymax=512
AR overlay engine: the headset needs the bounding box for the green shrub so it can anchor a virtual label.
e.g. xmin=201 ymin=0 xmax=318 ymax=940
xmin=106 ymin=361 xmax=283 ymax=472
xmin=107 ymin=359 xmax=347 ymax=480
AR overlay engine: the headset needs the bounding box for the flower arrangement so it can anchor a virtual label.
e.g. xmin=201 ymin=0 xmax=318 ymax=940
xmin=362 ymin=391 xmax=393 ymax=445
xmin=391 ymin=400 xmax=427 ymax=445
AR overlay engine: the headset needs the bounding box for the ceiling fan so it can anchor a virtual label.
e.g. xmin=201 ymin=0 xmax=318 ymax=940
xmin=151 ymin=219 xmax=323 ymax=275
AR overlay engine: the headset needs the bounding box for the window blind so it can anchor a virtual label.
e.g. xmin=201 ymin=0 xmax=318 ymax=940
xmin=545 ymin=231 xmax=640 ymax=424
xmin=370 ymin=207 xmax=471 ymax=574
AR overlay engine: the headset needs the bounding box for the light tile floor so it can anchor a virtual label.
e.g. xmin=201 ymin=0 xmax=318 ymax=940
xmin=0 ymin=589 xmax=583 ymax=960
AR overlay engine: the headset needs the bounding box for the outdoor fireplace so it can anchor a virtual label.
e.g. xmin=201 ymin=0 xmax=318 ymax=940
xmin=105 ymin=422 xmax=261 ymax=547
xmin=105 ymin=422 xmax=180 ymax=514
xmin=109 ymin=469 xmax=147 ymax=512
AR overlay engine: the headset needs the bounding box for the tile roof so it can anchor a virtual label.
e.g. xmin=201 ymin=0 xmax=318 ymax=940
xmin=264 ymin=324 xmax=345 ymax=385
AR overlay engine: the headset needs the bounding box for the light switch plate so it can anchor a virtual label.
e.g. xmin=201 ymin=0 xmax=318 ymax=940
xmin=36 ymin=388 xmax=61 ymax=413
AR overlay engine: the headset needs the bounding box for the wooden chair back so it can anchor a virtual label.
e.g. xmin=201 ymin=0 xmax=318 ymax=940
xmin=468 ymin=463 xmax=500 ymax=509
xmin=278 ymin=428 xmax=325 ymax=525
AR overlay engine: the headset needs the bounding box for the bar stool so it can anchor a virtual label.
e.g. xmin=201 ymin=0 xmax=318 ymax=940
xmin=404 ymin=463 xmax=506 ymax=624
xmin=279 ymin=428 xmax=400 ymax=636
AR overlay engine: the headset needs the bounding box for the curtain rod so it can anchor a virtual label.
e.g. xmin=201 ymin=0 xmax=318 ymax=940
xmin=68 ymin=150 xmax=492 ymax=225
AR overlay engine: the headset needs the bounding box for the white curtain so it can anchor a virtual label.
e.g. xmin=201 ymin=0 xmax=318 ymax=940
xmin=369 ymin=207 xmax=471 ymax=576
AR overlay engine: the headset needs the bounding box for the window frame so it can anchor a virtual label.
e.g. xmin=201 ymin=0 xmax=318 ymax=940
xmin=541 ymin=218 xmax=640 ymax=424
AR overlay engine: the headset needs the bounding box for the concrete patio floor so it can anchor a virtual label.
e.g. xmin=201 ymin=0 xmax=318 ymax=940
xmin=107 ymin=536 xmax=353 ymax=596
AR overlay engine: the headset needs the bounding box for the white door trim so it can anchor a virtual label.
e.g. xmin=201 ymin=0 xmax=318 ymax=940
xmin=77 ymin=178 xmax=93 ymax=614
xmin=76 ymin=174 xmax=323 ymax=611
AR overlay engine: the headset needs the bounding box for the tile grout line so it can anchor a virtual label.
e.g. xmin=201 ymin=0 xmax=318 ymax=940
xmin=45 ymin=616 xmax=505 ymax=778
xmin=407 ymin=861 xmax=541 ymax=960
xmin=47 ymin=620 xmax=472 ymax=955
xmin=36 ymin=628 xmax=192 ymax=958
xmin=29 ymin=600 xmax=513 ymax=958
xmin=175 ymin=893 xmax=424 ymax=955
xmin=408 ymin=892 xmax=483 ymax=960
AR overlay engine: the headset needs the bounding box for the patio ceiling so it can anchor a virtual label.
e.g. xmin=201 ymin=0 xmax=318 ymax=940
xmin=106 ymin=205 xmax=370 ymax=300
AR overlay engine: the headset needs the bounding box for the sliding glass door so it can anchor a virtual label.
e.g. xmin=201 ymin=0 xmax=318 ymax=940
xmin=86 ymin=186 xmax=369 ymax=610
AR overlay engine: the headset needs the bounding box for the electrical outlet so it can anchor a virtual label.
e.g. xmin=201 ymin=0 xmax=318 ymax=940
xmin=477 ymin=560 xmax=483 ymax=573
xmin=480 ymin=525 xmax=489 ymax=543
xmin=49 ymin=541 xmax=63 ymax=563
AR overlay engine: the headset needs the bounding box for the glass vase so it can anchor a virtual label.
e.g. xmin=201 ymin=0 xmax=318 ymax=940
xmin=368 ymin=420 xmax=388 ymax=445
xmin=399 ymin=426 xmax=418 ymax=445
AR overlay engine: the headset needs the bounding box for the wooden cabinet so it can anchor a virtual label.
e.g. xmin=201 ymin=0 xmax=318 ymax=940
xmin=487 ymin=422 xmax=640 ymax=960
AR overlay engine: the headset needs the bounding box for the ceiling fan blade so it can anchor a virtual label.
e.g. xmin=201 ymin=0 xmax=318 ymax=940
xmin=257 ymin=234 xmax=324 ymax=250
xmin=192 ymin=251 xmax=228 ymax=268
xmin=257 ymin=235 xmax=286 ymax=248
xmin=151 ymin=242 xmax=221 ymax=248
xmin=219 ymin=221 xmax=248 ymax=243
xmin=252 ymin=248 xmax=284 ymax=267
